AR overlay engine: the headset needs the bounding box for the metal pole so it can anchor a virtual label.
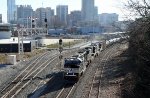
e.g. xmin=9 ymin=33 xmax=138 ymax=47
xmin=27 ymin=17 xmax=28 ymax=29
xmin=18 ymin=30 xmax=20 ymax=61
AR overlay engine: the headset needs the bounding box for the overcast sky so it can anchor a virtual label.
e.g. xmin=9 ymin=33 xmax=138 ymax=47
xmin=0 ymin=0 xmax=128 ymax=22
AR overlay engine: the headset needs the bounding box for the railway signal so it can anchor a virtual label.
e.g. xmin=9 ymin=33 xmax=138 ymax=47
xmin=44 ymin=18 xmax=47 ymax=28
xmin=59 ymin=39 xmax=63 ymax=53
xmin=32 ymin=19 xmax=35 ymax=28
xmin=59 ymin=39 xmax=63 ymax=45
xmin=59 ymin=39 xmax=63 ymax=70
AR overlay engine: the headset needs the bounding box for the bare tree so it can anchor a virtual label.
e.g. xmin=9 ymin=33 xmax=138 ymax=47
xmin=123 ymin=1 xmax=150 ymax=98
xmin=125 ymin=0 xmax=150 ymax=17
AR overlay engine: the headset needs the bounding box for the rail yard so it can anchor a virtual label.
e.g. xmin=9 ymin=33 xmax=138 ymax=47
xmin=0 ymin=37 xmax=128 ymax=98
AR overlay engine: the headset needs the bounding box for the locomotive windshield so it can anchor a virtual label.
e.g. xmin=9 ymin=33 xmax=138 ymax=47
xmin=64 ymin=59 xmax=81 ymax=68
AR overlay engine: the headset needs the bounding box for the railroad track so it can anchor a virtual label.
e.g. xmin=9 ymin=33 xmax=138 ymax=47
xmin=1 ymin=51 xmax=59 ymax=98
xmin=0 ymin=51 xmax=50 ymax=93
xmin=0 ymin=42 xmax=88 ymax=98
xmin=53 ymin=50 xmax=102 ymax=98
xmin=55 ymin=83 xmax=76 ymax=98
xmin=88 ymin=44 xmax=119 ymax=98
xmin=99 ymin=44 xmax=125 ymax=98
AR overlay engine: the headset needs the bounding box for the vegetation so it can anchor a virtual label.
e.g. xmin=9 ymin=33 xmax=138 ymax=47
xmin=0 ymin=55 xmax=7 ymax=64
xmin=124 ymin=0 xmax=150 ymax=98
xmin=47 ymin=40 xmax=82 ymax=48
xmin=23 ymin=49 xmax=46 ymax=59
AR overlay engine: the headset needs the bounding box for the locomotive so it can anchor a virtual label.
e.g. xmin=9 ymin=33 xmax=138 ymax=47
xmin=63 ymin=42 xmax=102 ymax=80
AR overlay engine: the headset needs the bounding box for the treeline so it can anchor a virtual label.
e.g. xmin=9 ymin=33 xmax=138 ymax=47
xmin=128 ymin=17 xmax=150 ymax=98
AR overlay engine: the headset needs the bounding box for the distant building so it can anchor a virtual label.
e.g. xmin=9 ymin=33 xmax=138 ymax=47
xmin=7 ymin=0 xmax=17 ymax=23
xmin=17 ymin=5 xmax=33 ymax=19
xmin=82 ymin=0 xmax=95 ymax=21
xmin=114 ymin=21 xmax=131 ymax=31
xmin=35 ymin=7 xmax=54 ymax=28
xmin=0 ymin=14 xmax=2 ymax=23
xmin=35 ymin=8 xmax=46 ymax=27
xmin=69 ymin=11 xmax=82 ymax=26
xmin=99 ymin=13 xmax=119 ymax=26
xmin=17 ymin=5 xmax=33 ymax=27
xmin=94 ymin=6 xmax=98 ymax=21
xmin=45 ymin=7 xmax=54 ymax=28
xmin=0 ymin=38 xmax=37 ymax=53
xmin=56 ymin=5 xmax=68 ymax=25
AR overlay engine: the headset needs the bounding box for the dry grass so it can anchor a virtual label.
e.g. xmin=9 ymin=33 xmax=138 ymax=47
xmin=23 ymin=49 xmax=47 ymax=59
xmin=47 ymin=40 xmax=82 ymax=48
xmin=0 ymin=54 xmax=7 ymax=64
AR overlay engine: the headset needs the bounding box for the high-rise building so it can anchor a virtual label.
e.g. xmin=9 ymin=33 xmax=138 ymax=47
xmin=69 ymin=11 xmax=82 ymax=26
xmin=0 ymin=14 xmax=2 ymax=23
xmin=35 ymin=8 xmax=46 ymax=27
xmin=17 ymin=5 xmax=33 ymax=20
xmin=94 ymin=6 xmax=98 ymax=20
xmin=7 ymin=0 xmax=17 ymax=23
xmin=99 ymin=13 xmax=119 ymax=26
xmin=82 ymin=0 xmax=95 ymax=21
xmin=56 ymin=5 xmax=68 ymax=25
xmin=17 ymin=5 xmax=33 ymax=27
xmin=35 ymin=7 xmax=54 ymax=27
xmin=45 ymin=7 xmax=54 ymax=27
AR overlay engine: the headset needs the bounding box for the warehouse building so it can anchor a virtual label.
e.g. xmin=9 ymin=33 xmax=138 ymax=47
xmin=0 ymin=37 xmax=37 ymax=53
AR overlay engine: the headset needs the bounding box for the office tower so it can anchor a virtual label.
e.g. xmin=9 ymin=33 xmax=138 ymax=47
xmin=94 ymin=6 xmax=98 ymax=20
xmin=7 ymin=0 xmax=17 ymax=23
xmin=56 ymin=5 xmax=68 ymax=25
xmin=35 ymin=8 xmax=46 ymax=27
xmin=82 ymin=0 xmax=95 ymax=21
xmin=35 ymin=7 xmax=54 ymax=27
xmin=45 ymin=7 xmax=54 ymax=27
xmin=17 ymin=5 xmax=33 ymax=27
xmin=99 ymin=13 xmax=119 ymax=26
xmin=69 ymin=11 xmax=82 ymax=26
xmin=17 ymin=5 xmax=33 ymax=20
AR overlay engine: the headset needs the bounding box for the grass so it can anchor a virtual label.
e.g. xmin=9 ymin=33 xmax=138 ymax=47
xmin=47 ymin=40 xmax=82 ymax=48
xmin=23 ymin=49 xmax=47 ymax=59
xmin=0 ymin=54 xmax=7 ymax=64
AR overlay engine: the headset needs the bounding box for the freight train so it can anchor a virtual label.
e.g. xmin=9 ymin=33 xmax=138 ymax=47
xmin=63 ymin=41 xmax=102 ymax=80
xmin=63 ymin=38 xmax=122 ymax=80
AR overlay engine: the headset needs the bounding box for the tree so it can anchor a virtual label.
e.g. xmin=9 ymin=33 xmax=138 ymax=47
xmin=125 ymin=0 xmax=150 ymax=98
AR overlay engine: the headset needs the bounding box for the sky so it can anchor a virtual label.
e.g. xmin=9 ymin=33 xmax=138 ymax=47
xmin=0 ymin=0 xmax=127 ymax=23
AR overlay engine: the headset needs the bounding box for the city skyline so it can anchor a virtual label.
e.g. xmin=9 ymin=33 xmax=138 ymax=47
xmin=0 ymin=0 xmax=126 ymax=22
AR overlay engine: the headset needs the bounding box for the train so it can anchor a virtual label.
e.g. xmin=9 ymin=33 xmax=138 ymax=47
xmin=63 ymin=41 xmax=102 ymax=80
xmin=63 ymin=37 xmax=124 ymax=80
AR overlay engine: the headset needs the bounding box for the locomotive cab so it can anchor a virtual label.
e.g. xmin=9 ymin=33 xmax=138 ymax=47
xmin=63 ymin=56 xmax=86 ymax=80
